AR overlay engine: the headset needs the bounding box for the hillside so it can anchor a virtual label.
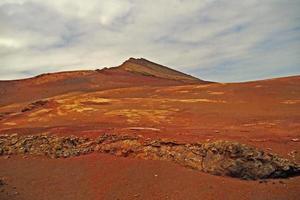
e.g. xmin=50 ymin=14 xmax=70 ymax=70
xmin=0 ymin=59 xmax=300 ymax=200
xmin=0 ymin=58 xmax=207 ymax=106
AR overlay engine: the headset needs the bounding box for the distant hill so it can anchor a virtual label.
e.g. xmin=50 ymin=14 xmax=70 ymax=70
xmin=0 ymin=58 xmax=208 ymax=105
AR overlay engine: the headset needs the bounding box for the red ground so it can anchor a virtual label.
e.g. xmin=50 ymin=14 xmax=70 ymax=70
xmin=1 ymin=154 xmax=300 ymax=200
xmin=0 ymin=58 xmax=299 ymax=199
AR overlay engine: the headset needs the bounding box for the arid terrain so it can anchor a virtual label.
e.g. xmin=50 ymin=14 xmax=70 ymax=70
xmin=0 ymin=58 xmax=300 ymax=200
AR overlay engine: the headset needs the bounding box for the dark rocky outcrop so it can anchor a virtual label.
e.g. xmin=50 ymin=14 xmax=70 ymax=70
xmin=0 ymin=133 xmax=299 ymax=180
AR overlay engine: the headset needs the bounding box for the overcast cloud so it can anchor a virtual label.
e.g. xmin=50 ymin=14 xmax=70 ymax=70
xmin=0 ymin=0 xmax=299 ymax=82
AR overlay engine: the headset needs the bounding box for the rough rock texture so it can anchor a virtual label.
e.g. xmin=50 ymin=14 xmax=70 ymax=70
xmin=0 ymin=133 xmax=299 ymax=180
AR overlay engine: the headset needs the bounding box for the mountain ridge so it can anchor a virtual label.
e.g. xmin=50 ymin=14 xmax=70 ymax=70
xmin=117 ymin=57 xmax=202 ymax=83
xmin=0 ymin=57 xmax=203 ymax=84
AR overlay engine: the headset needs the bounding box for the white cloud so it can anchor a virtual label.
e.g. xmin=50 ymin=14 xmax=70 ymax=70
xmin=42 ymin=0 xmax=133 ymax=25
xmin=0 ymin=0 xmax=299 ymax=81
xmin=0 ymin=37 xmax=22 ymax=48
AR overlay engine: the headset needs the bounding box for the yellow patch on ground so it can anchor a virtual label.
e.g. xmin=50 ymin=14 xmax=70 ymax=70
xmin=207 ymin=91 xmax=225 ymax=95
xmin=57 ymin=99 xmax=98 ymax=114
xmin=255 ymin=85 xmax=263 ymax=88
xmin=55 ymin=99 xmax=67 ymax=104
xmin=3 ymin=122 xmax=16 ymax=126
xmin=57 ymin=108 xmax=67 ymax=116
xmin=62 ymin=104 xmax=80 ymax=110
xmin=169 ymin=108 xmax=180 ymax=112
xmin=178 ymin=90 xmax=190 ymax=93
xmin=176 ymin=99 xmax=226 ymax=103
xmin=28 ymin=109 xmax=52 ymax=117
xmin=195 ymin=85 xmax=211 ymax=88
xmin=243 ymin=122 xmax=277 ymax=127
xmin=281 ymin=100 xmax=300 ymax=105
xmin=126 ymin=127 xmax=161 ymax=131
xmin=61 ymin=104 xmax=97 ymax=113
xmin=75 ymin=107 xmax=96 ymax=112
xmin=105 ymin=109 xmax=174 ymax=124
xmin=80 ymin=97 xmax=114 ymax=104
xmin=155 ymin=85 xmax=191 ymax=93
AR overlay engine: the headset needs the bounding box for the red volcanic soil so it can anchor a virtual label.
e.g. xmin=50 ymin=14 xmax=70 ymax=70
xmin=1 ymin=154 xmax=300 ymax=200
xmin=0 ymin=58 xmax=300 ymax=199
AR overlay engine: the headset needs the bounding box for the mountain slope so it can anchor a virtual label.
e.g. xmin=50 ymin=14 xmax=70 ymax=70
xmin=0 ymin=58 xmax=208 ymax=106
xmin=118 ymin=58 xmax=203 ymax=83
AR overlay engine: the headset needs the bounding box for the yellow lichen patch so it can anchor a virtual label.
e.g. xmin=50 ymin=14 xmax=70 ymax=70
xmin=169 ymin=108 xmax=180 ymax=112
xmin=61 ymin=104 xmax=80 ymax=110
xmin=3 ymin=122 xmax=16 ymax=126
xmin=195 ymin=85 xmax=212 ymax=88
xmin=61 ymin=104 xmax=96 ymax=113
xmin=178 ymin=90 xmax=190 ymax=93
xmin=126 ymin=127 xmax=161 ymax=131
xmin=74 ymin=107 xmax=96 ymax=113
xmin=55 ymin=99 xmax=67 ymax=104
xmin=56 ymin=99 xmax=98 ymax=114
xmin=208 ymin=91 xmax=224 ymax=95
xmin=0 ymin=103 xmax=23 ymax=111
xmin=155 ymin=85 xmax=191 ymax=93
xmin=80 ymin=97 xmax=115 ymax=104
xmin=175 ymin=99 xmax=226 ymax=103
xmin=105 ymin=109 xmax=174 ymax=124
xmin=243 ymin=122 xmax=277 ymax=127
xmin=28 ymin=109 xmax=52 ymax=117
xmin=57 ymin=108 xmax=67 ymax=116
xmin=28 ymin=116 xmax=45 ymax=122
xmin=281 ymin=100 xmax=300 ymax=105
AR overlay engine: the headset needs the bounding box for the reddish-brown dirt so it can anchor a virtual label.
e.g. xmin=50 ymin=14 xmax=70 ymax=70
xmin=0 ymin=58 xmax=299 ymax=199
xmin=1 ymin=154 xmax=300 ymax=200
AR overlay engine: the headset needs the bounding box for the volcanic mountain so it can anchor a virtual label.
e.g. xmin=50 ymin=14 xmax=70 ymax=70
xmin=0 ymin=58 xmax=208 ymax=106
xmin=0 ymin=58 xmax=300 ymax=200
xmin=117 ymin=57 xmax=201 ymax=82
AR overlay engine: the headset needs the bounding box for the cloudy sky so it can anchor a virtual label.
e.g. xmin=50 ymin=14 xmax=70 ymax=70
xmin=0 ymin=0 xmax=299 ymax=82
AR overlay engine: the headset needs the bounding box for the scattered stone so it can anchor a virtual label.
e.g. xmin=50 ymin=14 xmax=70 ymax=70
xmin=291 ymin=138 xmax=299 ymax=142
xmin=259 ymin=180 xmax=268 ymax=184
xmin=288 ymin=150 xmax=297 ymax=158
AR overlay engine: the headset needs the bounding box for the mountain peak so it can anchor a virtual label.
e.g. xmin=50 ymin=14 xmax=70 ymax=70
xmin=124 ymin=57 xmax=154 ymax=65
xmin=118 ymin=57 xmax=204 ymax=83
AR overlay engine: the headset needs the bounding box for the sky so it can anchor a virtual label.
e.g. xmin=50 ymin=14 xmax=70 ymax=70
xmin=0 ymin=0 xmax=300 ymax=82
